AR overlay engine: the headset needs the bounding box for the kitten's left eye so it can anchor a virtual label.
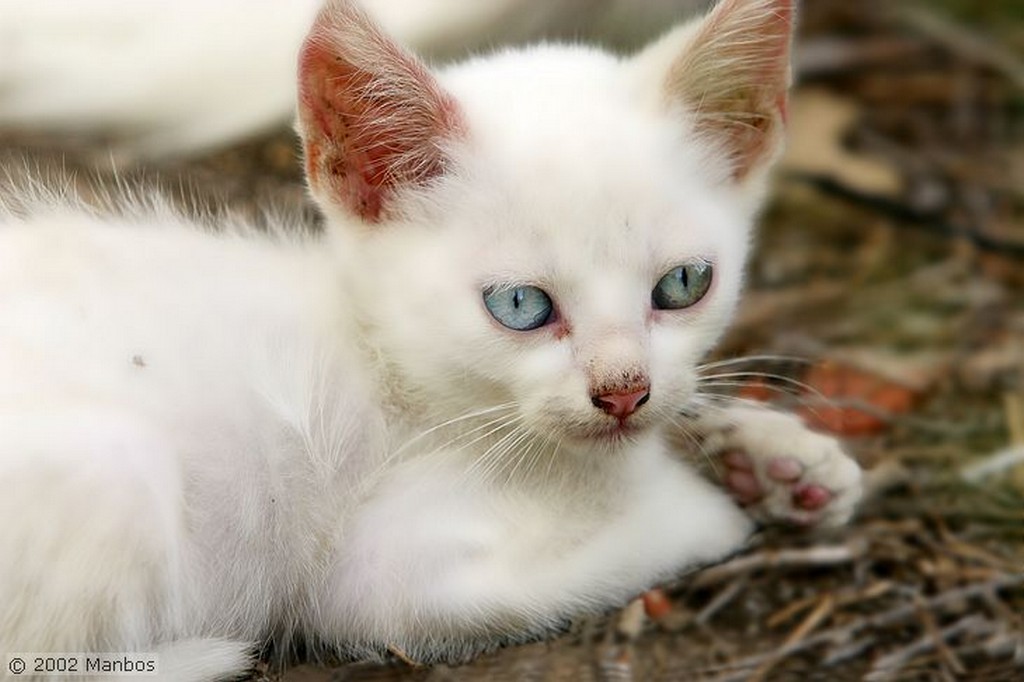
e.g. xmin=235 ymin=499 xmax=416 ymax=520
xmin=483 ymin=285 xmax=553 ymax=331
xmin=652 ymin=262 xmax=713 ymax=310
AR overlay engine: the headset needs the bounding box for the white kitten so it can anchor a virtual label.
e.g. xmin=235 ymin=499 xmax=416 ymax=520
xmin=0 ymin=0 xmax=707 ymax=158
xmin=0 ymin=0 xmax=861 ymax=680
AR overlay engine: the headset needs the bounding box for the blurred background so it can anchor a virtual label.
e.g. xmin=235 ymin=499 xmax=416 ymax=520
xmin=1 ymin=0 xmax=1022 ymax=679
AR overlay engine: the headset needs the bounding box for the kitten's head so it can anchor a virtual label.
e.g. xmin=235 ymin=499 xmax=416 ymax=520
xmin=297 ymin=0 xmax=792 ymax=454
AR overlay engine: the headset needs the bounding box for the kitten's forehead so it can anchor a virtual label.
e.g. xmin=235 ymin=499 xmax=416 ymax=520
xmin=441 ymin=46 xmax=684 ymax=184
xmin=438 ymin=45 xmax=743 ymax=266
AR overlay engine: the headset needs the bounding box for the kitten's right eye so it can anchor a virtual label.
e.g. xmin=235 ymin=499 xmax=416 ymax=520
xmin=483 ymin=286 xmax=553 ymax=331
xmin=652 ymin=262 xmax=713 ymax=310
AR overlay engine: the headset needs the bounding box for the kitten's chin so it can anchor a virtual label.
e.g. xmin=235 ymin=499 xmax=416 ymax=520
xmin=562 ymin=420 xmax=654 ymax=452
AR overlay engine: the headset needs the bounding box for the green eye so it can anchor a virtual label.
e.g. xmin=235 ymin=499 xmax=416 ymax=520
xmin=483 ymin=285 xmax=553 ymax=331
xmin=652 ymin=262 xmax=713 ymax=310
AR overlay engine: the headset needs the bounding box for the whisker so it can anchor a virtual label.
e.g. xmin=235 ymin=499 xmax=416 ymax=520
xmin=689 ymin=388 xmax=830 ymax=427
xmin=696 ymin=379 xmax=801 ymax=397
xmin=419 ymin=412 xmax=525 ymax=460
xmin=543 ymin=436 xmax=564 ymax=483
xmin=461 ymin=423 xmax=529 ymax=482
xmin=664 ymin=412 xmax=721 ymax=476
xmin=513 ymin=429 xmax=552 ymax=485
xmin=389 ymin=402 xmax=519 ymax=458
xmin=526 ymin=432 xmax=554 ymax=480
xmin=492 ymin=426 xmax=537 ymax=483
xmin=698 ymin=354 xmax=812 ymax=372
xmin=364 ymin=405 xmax=524 ymax=490
xmin=698 ymin=370 xmax=817 ymax=394
xmin=698 ymin=371 xmax=834 ymax=415
xmin=502 ymin=431 xmax=538 ymax=485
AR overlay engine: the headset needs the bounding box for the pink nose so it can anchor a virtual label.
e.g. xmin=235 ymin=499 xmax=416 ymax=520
xmin=591 ymin=387 xmax=651 ymax=420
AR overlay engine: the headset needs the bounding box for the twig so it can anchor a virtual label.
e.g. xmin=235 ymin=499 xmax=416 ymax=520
xmin=748 ymin=594 xmax=835 ymax=682
xmin=894 ymin=7 xmax=1024 ymax=91
xmin=860 ymin=574 xmax=1024 ymax=631
xmin=980 ymin=587 xmax=1023 ymax=629
xmin=935 ymin=526 xmax=1019 ymax=573
xmin=788 ymin=172 xmax=1024 ymax=259
xmin=767 ymin=580 xmax=895 ymax=628
xmin=822 ymin=635 xmax=878 ymax=667
xmin=691 ymin=540 xmax=868 ymax=589
xmin=597 ymin=645 xmax=633 ymax=682
xmin=956 ymin=629 xmax=1024 ymax=660
xmin=385 ymin=643 xmax=421 ymax=668
xmin=695 ymin=576 xmax=749 ymax=627
xmin=864 ymin=614 xmax=995 ymax=681
xmin=615 ymin=598 xmax=647 ymax=640
xmin=962 ymin=445 xmax=1024 ymax=483
xmin=914 ymin=594 xmax=966 ymax=676
xmin=705 ymin=574 xmax=1024 ymax=680
xmin=796 ymin=36 xmax=927 ymax=78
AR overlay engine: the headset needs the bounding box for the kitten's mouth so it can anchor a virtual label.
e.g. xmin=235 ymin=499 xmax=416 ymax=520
xmin=570 ymin=419 xmax=647 ymax=445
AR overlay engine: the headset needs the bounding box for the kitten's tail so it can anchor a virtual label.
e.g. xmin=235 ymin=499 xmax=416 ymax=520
xmin=155 ymin=639 xmax=253 ymax=682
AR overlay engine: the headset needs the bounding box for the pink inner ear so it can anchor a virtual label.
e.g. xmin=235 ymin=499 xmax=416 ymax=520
xmin=298 ymin=17 xmax=463 ymax=222
xmin=777 ymin=92 xmax=789 ymax=126
xmin=722 ymin=0 xmax=793 ymax=156
xmin=760 ymin=0 xmax=793 ymax=124
xmin=670 ymin=0 xmax=794 ymax=181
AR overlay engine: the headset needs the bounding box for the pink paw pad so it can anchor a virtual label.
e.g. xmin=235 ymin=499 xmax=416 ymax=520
xmin=725 ymin=470 xmax=762 ymax=505
xmin=793 ymin=484 xmax=832 ymax=511
xmin=766 ymin=457 xmax=802 ymax=482
xmin=722 ymin=452 xmax=836 ymax=522
xmin=723 ymin=451 xmax=762 ymax=505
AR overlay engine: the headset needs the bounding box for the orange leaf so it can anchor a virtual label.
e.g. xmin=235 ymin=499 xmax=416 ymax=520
xmin=642 ymin=588 xmax=673 ymax=621
xmin=799 ymin=362 xmax=918 ymax=436
xmin=738 ymin=379 xmax=775 ymax=402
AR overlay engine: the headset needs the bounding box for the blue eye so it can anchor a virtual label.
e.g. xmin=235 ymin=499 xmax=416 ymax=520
xmin=483 ymin=285 xmax=553 ymax=331
xmin=652 ymin=262 xmax=713 ymax=310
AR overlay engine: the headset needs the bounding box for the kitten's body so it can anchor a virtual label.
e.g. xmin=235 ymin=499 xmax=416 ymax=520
xmin=0 ymin=1 xmax=861 ymax=680
xmin=0 ymin=189 xmax=750 ymax=672
xmin=0 ymin=0 xmax=708 ymax=158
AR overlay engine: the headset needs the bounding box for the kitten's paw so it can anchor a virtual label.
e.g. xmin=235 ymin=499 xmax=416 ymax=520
xmin=704 ymin=408 xmax=862 ymax=528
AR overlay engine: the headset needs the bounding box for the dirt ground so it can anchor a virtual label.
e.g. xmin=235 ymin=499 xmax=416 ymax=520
xmin=3 ymin=0 xmax=1022 ymax=680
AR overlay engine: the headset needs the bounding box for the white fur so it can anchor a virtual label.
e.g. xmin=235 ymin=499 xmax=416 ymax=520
xmin=0 ymin=1 xmax=835 ymax=680
xmin=0 ymin=0 xmax=323 ymax=156
xmin=0 ymin=0 xmax=707 ymax=158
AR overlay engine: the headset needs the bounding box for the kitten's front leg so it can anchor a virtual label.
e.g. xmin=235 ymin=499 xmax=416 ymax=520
xmin=682 ymin=404 xmax=863 ymax=528
xmin=316 ymin=441 xmax=753 ymax=662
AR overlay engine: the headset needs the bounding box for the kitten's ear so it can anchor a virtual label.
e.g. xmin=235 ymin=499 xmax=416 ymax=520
xmin=641 ymin=0 xmax=793 ymax=184
xmin=297 ymin=0 xmax=465 ymax=223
